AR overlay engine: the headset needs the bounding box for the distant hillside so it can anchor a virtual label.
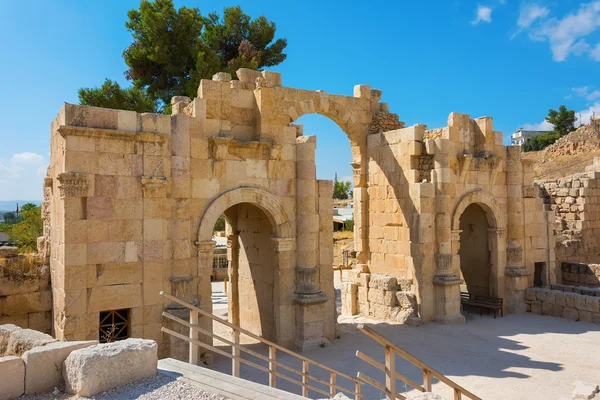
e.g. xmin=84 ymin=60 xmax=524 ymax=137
xmin=0 ymin=200 xmax=42 ymax=213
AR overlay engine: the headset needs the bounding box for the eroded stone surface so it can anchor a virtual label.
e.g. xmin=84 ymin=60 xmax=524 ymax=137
xmin=63 ymin=339 xmax=157 ymax=397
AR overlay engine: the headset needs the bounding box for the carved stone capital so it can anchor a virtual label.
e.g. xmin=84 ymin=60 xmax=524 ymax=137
xmin=294 ymin=266 xmax=320 ymax=295
xmin=488 ymin=228 xmax=506 ymax=238
xmin=437 ymin=253 xmax=453 ymax=272
xmin=523 ymin=185 xmax=539 ymax=198
xmin=272 ymin=237 xmax=295 ymax=252
xmin=451 ymin=230 xmax=462 ymax=243
xmin=227 ymin=234 xmax=238 ymax=249
xmin=195 ymin=240 xmax=216 ymax=255
xmin=167 ymin=276 xmax=196 ymax=308
xmin=507 ymin=246 xmax=523 ymax=267
xmin=57 ymin=172 xmax=89 ymax=197
xmin=350 ymin=162 xmax=366 ymax=188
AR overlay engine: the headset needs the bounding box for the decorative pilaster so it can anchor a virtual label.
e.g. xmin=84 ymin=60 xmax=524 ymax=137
xmin=294 ymin=266 xmax=327 ymax=302
xmin=227 ymin=234 xmax=239 ymax=327
xmin=433 ymin=230 xmax=465 ymax=324
xmin=272 ymin=237 xmax=296 ymax=347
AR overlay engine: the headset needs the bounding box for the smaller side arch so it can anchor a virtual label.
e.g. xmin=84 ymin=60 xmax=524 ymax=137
xmin=197 ymin=186 xmax=293 ymax=242
xmin=451 ymin=189 xmax=505 ymax=230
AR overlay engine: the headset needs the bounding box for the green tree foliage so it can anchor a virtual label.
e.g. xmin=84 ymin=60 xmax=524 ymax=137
xmin=79 ymin=1 xmax=288 ymax=112
xmin=546 ymin=105 xmax=576 ymax=137
xmin=344 ymin=218 xmax=354 ymax=232
xmin=332 ymin=173 xmax=352 ymax=200
xmin=521 ymin=132 xmax=561 ymax=152
xmin=213 ymin=215 xmax=226 ymax=232
xmin=1 ymin=204 xmax=43 ymax=252
xmin=2 ymin=212 xmax=21 ymax=225
xmin=78 ymin=79 xmax=157 ymax=113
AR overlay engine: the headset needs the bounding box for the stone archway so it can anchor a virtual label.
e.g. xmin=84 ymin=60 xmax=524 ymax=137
xmin=451 ymin=189 xmax=506 ymax=300
xmin=194 ymin=186 xmax=296 ymax=347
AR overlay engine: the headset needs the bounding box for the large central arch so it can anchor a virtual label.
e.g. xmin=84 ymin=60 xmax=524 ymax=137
xmin=197 ymin=186 xmax=293 ymax=242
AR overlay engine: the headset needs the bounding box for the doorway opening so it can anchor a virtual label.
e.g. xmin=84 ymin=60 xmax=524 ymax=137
xmin=458 ymin=203 xmax=491 ymax=297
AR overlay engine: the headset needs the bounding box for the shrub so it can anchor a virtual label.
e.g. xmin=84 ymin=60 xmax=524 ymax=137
xmin=521 ymin=132 xmax=560 ymax=152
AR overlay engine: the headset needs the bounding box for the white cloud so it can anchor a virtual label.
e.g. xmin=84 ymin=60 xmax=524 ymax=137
xmin=473 ymin=6 xmax=493 ymax=24
xmin=11 ymin=152 xmax=45 ymax=165
xmin=0 ymin=180 xmax=7 ymax=185
xmin=517 ymin=3 xmax=549 ymax=29
xmin=522 ymin=120 xmax=554 ymax=131
xmin=575 ymin=102 xmax=600 ymax=126
xmin=571 ymin=86 xmax=600 ymax=101
xmin=528 ymin=1 xmax=600 ymax=62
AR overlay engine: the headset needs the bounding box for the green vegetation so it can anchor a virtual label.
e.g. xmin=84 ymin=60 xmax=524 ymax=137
xmin=344 ymin=218 xmax=354 ymax=232
xmin=0 ymin=203 xmax=43 ymax=252
xmin=522 ymin=132 xmax=561 ymax=152
xmin=79 ymin=79 xmax=157 ymax=113
xmin=213 ymin=215 xmax=226 ymax=232
xmin=333 ymin=173 xmax=352 ymax=200
xmin=522 ymin=105 xmax=576 ymax=152
xmin=79 ymin=0 xmax=287 ymax=112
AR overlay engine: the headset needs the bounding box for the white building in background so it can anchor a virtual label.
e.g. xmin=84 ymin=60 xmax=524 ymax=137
xmin=511 ymin=128 xmax=552 ymax=146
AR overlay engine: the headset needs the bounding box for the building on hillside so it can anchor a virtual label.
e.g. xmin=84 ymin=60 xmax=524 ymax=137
xmin=511 ymin=128 xmax=552 ymax=146
xmin=333 ymin=204 xmax=354 ymax=231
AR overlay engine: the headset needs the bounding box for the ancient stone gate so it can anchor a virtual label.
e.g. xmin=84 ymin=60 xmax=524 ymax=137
xmin=45 ymin=68 xmax=556 ymax=358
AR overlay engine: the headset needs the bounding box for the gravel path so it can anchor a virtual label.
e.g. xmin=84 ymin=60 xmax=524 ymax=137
xmin=21 ymin=374 xmax=226 ymax=400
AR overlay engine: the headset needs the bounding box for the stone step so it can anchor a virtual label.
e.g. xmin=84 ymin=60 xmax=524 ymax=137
xmin=158 ymin=358 xmax=308 ymax=400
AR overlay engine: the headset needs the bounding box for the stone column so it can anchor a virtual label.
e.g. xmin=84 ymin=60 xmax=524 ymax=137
xmin=505 ymin=146 xmax=530 ymax=312
xmin=272 ymin=237 xmax=296 ymax=348
xmin=227 ymin=234 xmax=239 ymax=327
xmin=433 ymin=229 xmax=465 ymax=324
xmin=195 ymin=240 xmax=215 ymax=363
xmin=488 ymin=228 xmax=506 ymax=299
xmin=293 ymin=265 xmax=329 ymax=351
xmin=352 ymin=161 xmax=369 ymax=264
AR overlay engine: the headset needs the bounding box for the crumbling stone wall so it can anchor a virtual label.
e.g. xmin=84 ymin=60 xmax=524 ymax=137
xmin=537 ymin=167 xmax=600 ymax=266
xmin=341 ymin=268 xmax=418 ymax=324
xmin=0 ymin=249 xmax=52 ymax=333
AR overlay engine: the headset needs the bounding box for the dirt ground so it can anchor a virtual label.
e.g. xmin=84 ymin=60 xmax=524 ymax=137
xmin=210 ymin=276 xmax=599 ymax=400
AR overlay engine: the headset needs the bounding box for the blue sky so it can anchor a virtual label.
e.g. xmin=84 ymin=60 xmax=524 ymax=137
xmin=1 ymin=0 xmax=599 ymax=201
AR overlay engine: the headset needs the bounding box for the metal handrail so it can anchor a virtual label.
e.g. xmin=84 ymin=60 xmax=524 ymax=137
xmin=159 ymin=291 xmax=363 ymax=399
xmin=355 ymin=324 xmax=481 ymax=400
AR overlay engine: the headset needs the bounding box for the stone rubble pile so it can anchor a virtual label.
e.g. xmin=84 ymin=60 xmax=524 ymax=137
xmin=561 ymin=262 xmax=600 ymax=287
xmin=538 ymin=124 xmax=600 ymax=164
xmin=342 ymin=267 xmax=419 ymax=324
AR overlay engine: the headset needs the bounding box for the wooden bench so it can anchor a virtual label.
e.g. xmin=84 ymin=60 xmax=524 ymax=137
xmin=461 ymin=292 xmax=503 ymax=318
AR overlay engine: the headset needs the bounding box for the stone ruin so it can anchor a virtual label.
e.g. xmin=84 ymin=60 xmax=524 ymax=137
xmin=36 ymin=67 xmax=595 ymax=359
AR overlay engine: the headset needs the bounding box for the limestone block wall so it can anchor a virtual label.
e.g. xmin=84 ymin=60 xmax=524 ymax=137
xmin=561 ymin=262 xmax=600 ymax=287
xmin=0 ymin=260 xmax=52 ymax=333
xmin=525 ymin=286 xmax=600 ymax=324
xmin=359 ymin=112 xmax=554 ymax=323
xmin=537 ymin=170 xmax=600 ymax=265
xmin=47 ymin=68 xmax=343 ymax=357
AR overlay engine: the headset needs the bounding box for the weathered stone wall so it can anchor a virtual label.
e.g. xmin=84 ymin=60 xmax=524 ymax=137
xmin=561 ymin=262 xmax=600 ymax=287
xmin=0 ymin=252 xmax=52 ymax=333
xmin=525 ymin=287 xmax=600 ymax=324
xmin=537 ymin=168 xmax=600 ymax=266
xmin=47 ymin=69 xmax=347 ymax=356
xmin=362 ymin=113 xmax=554 ymax=323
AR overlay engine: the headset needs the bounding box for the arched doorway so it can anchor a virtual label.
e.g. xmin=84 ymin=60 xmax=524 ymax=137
xmin=196 ymin=187 xmax=295 ymax=347
xmin=222 ymin=202 xmax=277 ymax=340
xmin=458 ymin=203 xmax=491 ymax=296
